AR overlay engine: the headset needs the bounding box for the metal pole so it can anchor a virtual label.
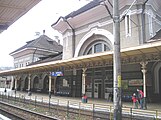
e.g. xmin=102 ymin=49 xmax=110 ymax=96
xmin=48 ymin=73 xmax=51 ymax=112
xmin=113 ymin=0 xmax=122 ymax=120
xmin=49 ymin=72 xmax=52 ymax=99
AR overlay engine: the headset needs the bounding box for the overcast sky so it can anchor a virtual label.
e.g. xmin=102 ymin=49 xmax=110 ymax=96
xmin=0 ymin=0 xmax=89 ymax=67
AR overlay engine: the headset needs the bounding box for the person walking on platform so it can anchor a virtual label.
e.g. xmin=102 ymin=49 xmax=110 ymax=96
xmin=82 ymin=94 xmax=87 ymax=103
xmin=137 ymin=89 xmax=144 ymax=109
xmin=132 ymin=93 xmax=138 ymax=109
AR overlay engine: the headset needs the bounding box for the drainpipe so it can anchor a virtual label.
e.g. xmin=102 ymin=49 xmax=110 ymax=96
xmin=62 ymin=17 xmax=75 ymax=57
xmin=32 ymin=48 xmax=37 ymax=63
xmin=141 ymin=0 xmax=149 ymax=44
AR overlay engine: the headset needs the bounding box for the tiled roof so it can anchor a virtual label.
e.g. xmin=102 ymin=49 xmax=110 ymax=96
xmin=10 ymin=35 xmax=63 ymax=55
xmin=65 ymin=0 xmax=103 ymax=19
xmin=51 ymin=0 xmax=104 ymax=27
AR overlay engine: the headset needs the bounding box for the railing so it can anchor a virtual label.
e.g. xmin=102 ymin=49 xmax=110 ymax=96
xmin=0 ymin=91 xmax=161 ymax=120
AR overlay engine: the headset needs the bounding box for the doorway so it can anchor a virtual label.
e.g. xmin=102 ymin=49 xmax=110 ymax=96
xmin=94 ymin=79 xmax=102 ymax=98
xmin=98 ymin=84 xmax=102 ymax=98
xmin=159 ymin=68 xmax=161 ymax=101
xmin=23 ymin=77 xmax=28 ymax=91
xmin=43 ymin=75 xmax=49 ymax=93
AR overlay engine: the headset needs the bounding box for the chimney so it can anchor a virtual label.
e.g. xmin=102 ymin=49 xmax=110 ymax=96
xmin=43 ymin=30 xmax=45 ymax=35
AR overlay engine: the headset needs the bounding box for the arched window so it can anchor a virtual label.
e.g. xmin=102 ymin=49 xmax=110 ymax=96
xmin=85 ymin=41 xmax=111 ymax=55
xmin=87 ymin=48 xmax=92 ymax=55
xmin=94 ymin=43 xmax=102 ymax=53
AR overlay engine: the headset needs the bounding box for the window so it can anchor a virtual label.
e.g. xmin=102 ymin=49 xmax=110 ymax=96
xmin=127 ymin=15 xmax=130 ymax=34
xmin=63 ymin=79 xmax=69 ymax=87
xmin=87 ymin=48 xmax=92 ymax=55
xmin=26 ymin=62 xmax=30 ymax=66
xmin=125 ymin=12 xmax=131 ymax=37
xmin=94 ymin=43 xmax=102 ymax=53
xmin=86 ymin=42 xmax=110 ymax=55
xmin=14 ymin=64 xmax=18 ymax=68
xmin=104 ymin=44 xmax=110 ymax=51
xmin=148 ymin=10 xmax=153 ymax=37
xmin=35 ymin=58 xmax=39 ymax=62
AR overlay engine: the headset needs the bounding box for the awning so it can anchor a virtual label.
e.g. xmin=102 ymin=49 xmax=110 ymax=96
xmin=0 ymin=40 xmax=161 ymax=76
xmin=0 ymin=0 xmax=41 ymax=33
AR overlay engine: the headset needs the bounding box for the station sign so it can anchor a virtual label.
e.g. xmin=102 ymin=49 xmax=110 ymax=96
xmin=51 ymin=71 xmax=63 ymax=77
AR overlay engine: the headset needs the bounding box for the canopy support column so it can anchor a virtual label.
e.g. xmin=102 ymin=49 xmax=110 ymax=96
xmin=49 ymin=72 xmax=52 ymax=98
xmin=28 ymin=74 xmax=32 ymax=96
xmin=82 ymin=68 xmax=87 ymax=96
xmin=53 ymin=76 xmax=57 ymax=95
xmin=140 ymin=61 xmax=148 ymax=109
xmin=14 ymin=76 xmax=18 ymax=95
xmin=10 ymin=76 xmax=14 ymax=90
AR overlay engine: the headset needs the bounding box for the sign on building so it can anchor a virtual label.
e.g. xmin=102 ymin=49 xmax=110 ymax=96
xmin=51 ymin=71 xmax=63 ymax=77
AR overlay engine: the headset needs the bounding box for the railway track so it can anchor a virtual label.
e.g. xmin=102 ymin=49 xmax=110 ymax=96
xmin=0 ymin=101 xmax=58 ymax=120
xmin=0 ymin=94 xmax=161 ymax=120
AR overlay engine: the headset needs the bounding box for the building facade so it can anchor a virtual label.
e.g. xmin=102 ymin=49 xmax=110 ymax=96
xmin=1 ymin=0 xmax=161 ymax=103
xmin=51 ymin=0 xmax=161 ymax=102
xmin=10 ymin=34 xmax=63 ymax=93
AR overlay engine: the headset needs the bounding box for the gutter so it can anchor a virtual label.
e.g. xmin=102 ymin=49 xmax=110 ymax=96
xmin=32 ymin=48 xmax=37 ymax=63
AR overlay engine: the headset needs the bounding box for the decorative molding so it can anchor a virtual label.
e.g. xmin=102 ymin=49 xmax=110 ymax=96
xmin=74 ymin=28 xmax=114 ymax=57
xmin=63 ymin=9 xmax=143 ymax=39
xmin=63 ymin=8 xmax=161 ymax=39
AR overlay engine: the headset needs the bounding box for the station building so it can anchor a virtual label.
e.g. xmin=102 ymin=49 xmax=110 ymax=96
xmin=9 ymin=34 xmax=63 ymax=93
xmin=0 ymin=0 xmax=41 ymax=91
xmin=0 ymin=0 xmax=161 ymax=103
xmin=51 ymin=0 xmax=161 ymax=102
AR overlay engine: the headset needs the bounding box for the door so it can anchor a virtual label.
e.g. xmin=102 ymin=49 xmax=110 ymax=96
xmin=98 ymin=84 xmax=102 ymax=98
xmin=94 ymin=79 xmax=102 ymax=98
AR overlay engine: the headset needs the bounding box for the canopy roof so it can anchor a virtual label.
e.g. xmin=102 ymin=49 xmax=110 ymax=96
xmin=0 ymin=0 xmax=41 ymax=33
xmin=0 ymin=40 xmax=161 ymax=76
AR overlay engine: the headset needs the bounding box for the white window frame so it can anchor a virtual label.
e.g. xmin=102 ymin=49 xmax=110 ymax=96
xmin=148 ymin=10 xmax=153 ymax=37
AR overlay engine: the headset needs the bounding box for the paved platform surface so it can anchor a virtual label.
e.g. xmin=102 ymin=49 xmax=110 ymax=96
xmin=16 ymin=91 xmax=161 ymax=111
xmin=0 ymin=88 xmax=161 ymax=111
